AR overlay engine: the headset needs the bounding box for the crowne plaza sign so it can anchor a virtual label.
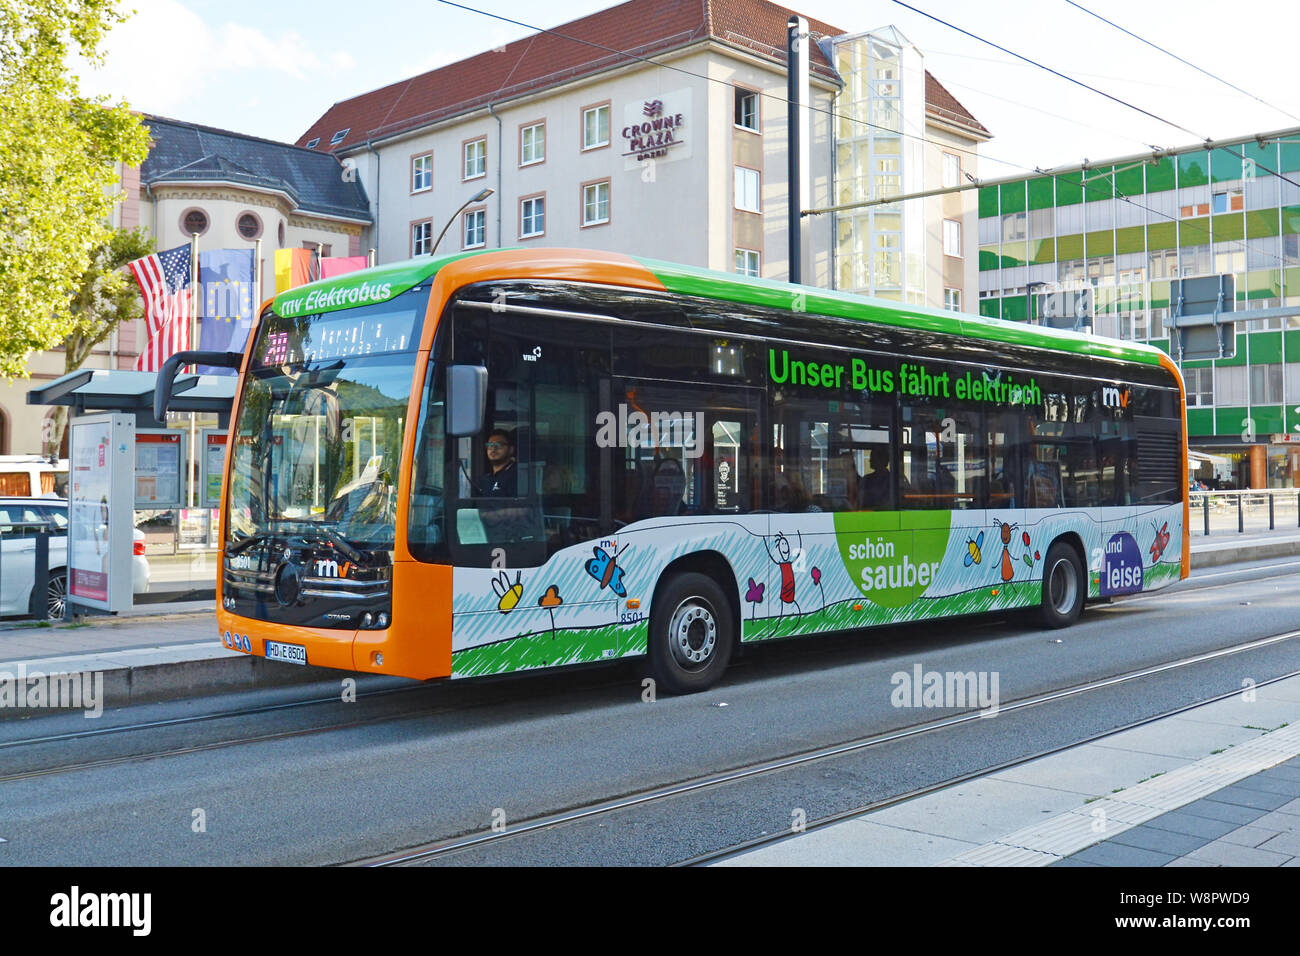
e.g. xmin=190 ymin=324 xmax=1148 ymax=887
xmin=621 ymin=95 xmax=688 ymax=162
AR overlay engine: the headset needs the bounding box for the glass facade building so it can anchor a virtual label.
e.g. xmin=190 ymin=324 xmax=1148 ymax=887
xmin=977 ymin=129 xmax=1300 ymax=488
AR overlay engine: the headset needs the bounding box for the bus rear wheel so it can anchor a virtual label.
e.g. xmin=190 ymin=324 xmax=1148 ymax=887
xmin=1038 ymin=542 xmax=1084 ymax=628
xmin=648 ymin=572 xmax=735 ymax=695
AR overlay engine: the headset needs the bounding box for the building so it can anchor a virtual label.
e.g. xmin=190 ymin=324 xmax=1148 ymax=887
xmin=298 ymin=0 xmax=987 ymax=306
xmin=976 ymin=128 xmax=1300 ymax=488
xmin=0 ymin=115 xmax=372 ymax=457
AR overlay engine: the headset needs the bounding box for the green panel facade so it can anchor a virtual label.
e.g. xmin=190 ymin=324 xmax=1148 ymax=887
xmin=1250 ymin=331 xmax=1283 ymax=364
xmin=1085 ymin=230 xmax=1113 ymax=257
xmin=1180 ymin=217 xmax=1210 ymax=247
xmin=1148 ymin=221 xmax=1177 ymax=250
xmin=1215 ymin=406 xmax=1247 ymax=436
xmin=1147 ymin=156 xmax=1176 ymax=192
xmin=1055 ymin=172 xmax=1083 ymax=206
xmin=1115 ymin=225 xmax=1144 ymax=256
xmin=1246 ymin=209 xmax=1280 ymax=238
xmin=1113 ymin=161 xmax=1144 ymax=197
xmin=1027 ymin=176 xmax=1054 ymax=211
xmin=1000 ymin=181 xmax=1026 ymax=214
xmin=1178 ymin=151 xmax=1210 ymax=187
xmin=1212 ymin=212 xmax=1244 ymax=242
xmin=978 ymin=185 xmax=999 ymax=218
xmin=1251 ymin=405 xmax=1285 ymax=434
xmin=1186 ymin=408 xmax=1214 ymax=435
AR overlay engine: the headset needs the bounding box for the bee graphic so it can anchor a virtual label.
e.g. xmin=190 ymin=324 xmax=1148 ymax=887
xmin=994 ymin=518 xmax=1019 ymax=582
xmin=964 ymin=530 xmax=984 ymax=567
xmin=491 ymin=570 xmax=524 ymax=613
xmin=585 ymin=542 xmax=630 ymax=598
xmin=1149 ymin=521 xmax=1170 ymax=565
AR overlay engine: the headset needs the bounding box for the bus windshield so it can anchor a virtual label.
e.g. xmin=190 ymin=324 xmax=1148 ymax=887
xmin=227 ymin=286 xmax=430 ymax=551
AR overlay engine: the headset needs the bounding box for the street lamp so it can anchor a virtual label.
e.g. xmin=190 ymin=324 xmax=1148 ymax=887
xmin=431 ymin=187 xmax=494 ymax=255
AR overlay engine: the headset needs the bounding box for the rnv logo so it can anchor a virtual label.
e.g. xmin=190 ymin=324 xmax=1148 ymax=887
xmin=50 ymin=886 xmax=151 ymax=936
xmin=314 ymin=559 xmax=352 ymax=578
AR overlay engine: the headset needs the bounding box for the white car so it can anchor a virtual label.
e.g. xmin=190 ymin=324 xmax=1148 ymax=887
xmin=0 ymin=498 xmax=150 ymax=619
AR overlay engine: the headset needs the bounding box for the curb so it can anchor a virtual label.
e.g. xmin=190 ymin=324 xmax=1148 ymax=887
xmin=1190 ymin=536 xmax=1300 ymax=569
xmin=0 ymin=651 xmax=355 ymax=720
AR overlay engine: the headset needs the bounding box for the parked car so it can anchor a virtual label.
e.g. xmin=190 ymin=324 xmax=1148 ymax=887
xmin=0 ymin=456 xmax=68 ymax=498
xmin=0 ymin=497 xmax=149 ymax=619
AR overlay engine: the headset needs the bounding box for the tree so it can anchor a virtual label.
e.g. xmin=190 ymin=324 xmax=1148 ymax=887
xmin=0 ymin=0 xmax=150 ymax=378
xmin=43 ymin=225 xmax=152 ymax=456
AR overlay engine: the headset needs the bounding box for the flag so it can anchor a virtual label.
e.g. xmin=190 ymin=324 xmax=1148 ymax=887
xmin=274 ymin=248 xmax=313 ymax=293
xmin=130 ymin=244 xmax=192 ymax=372
xmin=198 ymin=249 xmax=256 ymax=374
xmin=320 ymin=255 xmax=368 ymax=280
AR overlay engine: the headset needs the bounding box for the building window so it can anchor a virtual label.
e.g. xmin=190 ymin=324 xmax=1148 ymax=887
xmin=412 ymin=220 xmax=432 ymax=256
xmin=943 ymin=219 xmax=963 ymax=258
xmin=734 ymin=166 xmax=760 ymax=213
xmin=411 ymin=153 xmax=432 ymax=193
xmin=464 ymin=138 xmax=486 ymax=180
xmin=734 ymin=88 xmax=758 ymax=131
xmin=180 ymin=208 xmax=209 ymax=237
xmin=944 ymin=288 xmax=962 ymax=312
xmin=734 ymin=248 xmax=760 ymax=277
xmin=582 ymin=180 xmax=610 ymax=227
xmin=236 ymin=212 xmax=262 ymax=240
xmin=1185 ymin=367 xmax=1213 ymax=406
xmin=1251 ymin=363 xmax=1283 ymax=404
xmin=942 ymin=153 xmax=961 ymax=189
xmin=304 ymin=137 xmax=320 ymax=149
xmin=463 ymin=208 xmax=486 ymax=249
xmin=582 ymin=104 xmax=610 ymax=150
xmin=330 ymin=128 xmax=349 ymax=145
xmin=520 ymin=195 xmax=545 ymax=238
xmin=1212 ymin=187 xmax=1244 ymax=214
xmin=520 ymin=122 xmax=545 ymax=166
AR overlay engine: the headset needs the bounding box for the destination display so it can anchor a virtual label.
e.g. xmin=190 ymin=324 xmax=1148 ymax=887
xmin=256 ymin=300 xmax=421 ymax=368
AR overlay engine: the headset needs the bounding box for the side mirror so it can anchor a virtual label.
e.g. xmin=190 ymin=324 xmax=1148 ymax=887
xmin=446 ymin=365 xmax=487 ymax=437
xmin=154 ymin=350 xmax=243 ymax=423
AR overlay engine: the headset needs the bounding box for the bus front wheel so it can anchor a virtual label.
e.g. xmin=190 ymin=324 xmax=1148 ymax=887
xmin=1038 ymin=542 xmax=1084 ymax=628
xmin=648 ymin=572 xmax=735 ymax=695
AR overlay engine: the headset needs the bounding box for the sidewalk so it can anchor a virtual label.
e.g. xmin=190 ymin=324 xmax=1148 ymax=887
xmin=717 ymin=677 xmax=1300 ymax=867
xmin=0 ymin=526 xmax=1297 ymax=714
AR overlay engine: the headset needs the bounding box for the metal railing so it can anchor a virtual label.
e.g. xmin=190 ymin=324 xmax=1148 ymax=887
xmin=1189 ymin=488 xmax=1300 ymax=536
xmin=0 ymin=520 xmax=53 ymax=621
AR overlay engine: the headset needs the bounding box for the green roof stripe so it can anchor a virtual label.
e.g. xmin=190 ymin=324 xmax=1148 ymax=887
xmin=636 ymin=257 xmax=1163 ymax=366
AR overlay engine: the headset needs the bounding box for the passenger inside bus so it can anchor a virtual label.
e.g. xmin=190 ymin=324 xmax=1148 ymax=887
xmin=857 ymin=447 xmax=893 ymax=509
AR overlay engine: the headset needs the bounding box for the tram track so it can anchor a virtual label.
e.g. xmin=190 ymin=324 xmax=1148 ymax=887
xmin=0 ymin=555 xmax=1284 ymax=757
xmin=352 ymin=627 xmax=1300 ymax=866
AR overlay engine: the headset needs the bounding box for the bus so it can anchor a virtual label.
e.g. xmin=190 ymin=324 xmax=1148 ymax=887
xmin=157 ymin=249 xmax=1189 ymax=694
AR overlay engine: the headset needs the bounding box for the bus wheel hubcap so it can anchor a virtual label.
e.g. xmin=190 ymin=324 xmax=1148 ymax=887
xmin=1049 ymin=559 xmax=1077 ymax=614
xmin=669 ymin=599 xmax=717 ymax=668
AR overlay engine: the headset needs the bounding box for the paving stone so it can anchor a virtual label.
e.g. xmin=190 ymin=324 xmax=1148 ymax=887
xmin=1247 ymin=810 xmax=1300 ymax=833
xmin=1185 ymin=840 xmax=1292 ymax=866
xmin=1069 ymin=841 xmax=1177 ymax=867
xmin=1142 ymin=811 xmax=1241 ymax=841
xmin=1164 ymin=857 xmax=1219 ymax=867
xmin=1177 ymin=798 xmax=1270 ymax=826
xmin=1228 ymin=775 xmax=1300 ymax=798
xmin=1218 ymin=824 xmax=1286 ymax=848
xmin=1108 ymin=825 xmax=1208 ymax=856
xmin=1203 ymin=786 xmax=1293 ymax=812
xmin=1255 ymin=829 xmax=1300 ymax=856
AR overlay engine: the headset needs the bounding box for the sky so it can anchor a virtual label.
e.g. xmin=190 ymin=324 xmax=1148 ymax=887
xmin=75 ymin=0 xmax=1300 ymax=177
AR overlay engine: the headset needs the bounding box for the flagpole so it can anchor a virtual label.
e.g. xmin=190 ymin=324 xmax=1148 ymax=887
xmin=254 ymin=237 xmax=263 ymax=311
xmin=188 ymin=231 xmax=199 ymax=511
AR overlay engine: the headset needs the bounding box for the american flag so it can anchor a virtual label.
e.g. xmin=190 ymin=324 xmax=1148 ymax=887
xmin=130 ymin=244 xmax=192 ymax=372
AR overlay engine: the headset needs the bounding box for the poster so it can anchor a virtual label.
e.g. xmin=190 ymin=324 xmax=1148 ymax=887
xmin=136 ymin=432 xmax=182 ymax=506
xmin=69 ymin=419 xmax=113 ymax=602
xmin=203 ymin=432 xmax=227 ymax=507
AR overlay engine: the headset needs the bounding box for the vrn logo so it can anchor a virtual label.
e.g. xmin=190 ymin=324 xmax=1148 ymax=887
xmin=1101 ymin=385 xmax=1130 ymax=409
xmin=314 ymin=559 xmax=352 ymax=578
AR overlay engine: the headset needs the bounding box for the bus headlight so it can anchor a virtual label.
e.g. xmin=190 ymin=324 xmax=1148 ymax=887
xmin=377 ymin=612 xmax=388 ymax=628
xmin=362 ymin=612 xmax=373 ymax=628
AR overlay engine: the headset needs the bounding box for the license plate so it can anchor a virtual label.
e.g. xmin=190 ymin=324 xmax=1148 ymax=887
xmin=265 ymin=641 xmax=308 ymax=666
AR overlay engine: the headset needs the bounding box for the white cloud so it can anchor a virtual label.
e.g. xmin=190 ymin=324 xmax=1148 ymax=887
xmin=76 ymin=0 xmax=353 ymax=118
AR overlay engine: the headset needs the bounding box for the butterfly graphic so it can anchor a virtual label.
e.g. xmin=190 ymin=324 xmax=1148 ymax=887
xmin=964 ymin=531 xmax=984 ymax=567
xmin=1149 ymin=521 xmax=1170 ymax=564
xmin=585 ymin=543 xmax=630 ymax=598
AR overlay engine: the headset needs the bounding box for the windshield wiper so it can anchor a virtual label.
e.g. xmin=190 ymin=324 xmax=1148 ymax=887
xmin=227 ymin=520 xmax=365 ymax=564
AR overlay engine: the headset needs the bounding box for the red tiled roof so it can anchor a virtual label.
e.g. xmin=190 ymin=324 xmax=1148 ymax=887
xmin=924 ymin=70 xmax=989 ymax=137
xmin=298 ymin=1 xmax=988 ymax=151
xmin=299 ymin=0 xmax=843 ymax=151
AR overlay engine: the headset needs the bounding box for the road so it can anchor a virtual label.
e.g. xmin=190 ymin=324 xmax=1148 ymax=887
xmin=1 ymin=556 xmax=1298 ymax=866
